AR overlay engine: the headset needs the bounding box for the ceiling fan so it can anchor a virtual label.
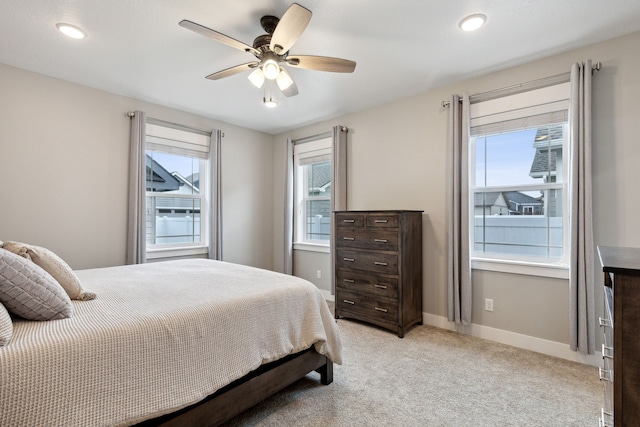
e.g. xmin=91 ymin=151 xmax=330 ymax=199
xmin=179 ymin=3 xmax=356 ymax=98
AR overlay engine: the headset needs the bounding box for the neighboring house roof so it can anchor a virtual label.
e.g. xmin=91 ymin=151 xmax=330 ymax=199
xmin=146 ymin=155 xmax=182 ymax=192
xmin=475 ymin=191 xmax=541 ymax=214
xmin=172 ymin=172 xmax=200 ymax=194
xmin=474 ymin=192 xmax=503 ymax=207
xmin=502 ymin=191 xmax=541 ymax=207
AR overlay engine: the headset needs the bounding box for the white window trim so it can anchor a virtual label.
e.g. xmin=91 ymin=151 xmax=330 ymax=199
xmin=294 ymin=137 xmax=332 ymax=250
xmin=469 ymin=83 xmax=571 ymax=274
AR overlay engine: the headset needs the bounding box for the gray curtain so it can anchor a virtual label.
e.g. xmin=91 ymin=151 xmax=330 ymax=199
xmin=126 ymin=111 xmax=146 ymax=265
xmin=208 ymin=130 xmax=223 ymax=260
xmin=569 ymin=60 xmax=595 ymax=355
xmin=446 ymin=94 xmax=472 ymax=325
xmin=283 ymin=138 xmax=294 ymax=275
xmin=330 ymin=126 xmax=348 ymax=294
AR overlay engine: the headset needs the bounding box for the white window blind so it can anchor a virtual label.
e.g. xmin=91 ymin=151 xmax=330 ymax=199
xmin=470 ymin=82 xmax=570 ymax=135
xmin=146 ymin=122 xmax=211 ymax=158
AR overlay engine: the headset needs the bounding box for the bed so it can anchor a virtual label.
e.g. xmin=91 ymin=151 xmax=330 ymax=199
xmin=0 ymin=258 xmax=342 ymax=427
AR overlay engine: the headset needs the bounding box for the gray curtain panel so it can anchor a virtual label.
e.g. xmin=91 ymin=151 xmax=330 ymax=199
xmin=283 ymin=138 xmax=294 ymax=275
xmin=446 ymin=94 xmax=472 ymax=325
xmin=330 ymin=126 xmax=348 ymax=294
xmin=208 ymin=130 xmax=223 ymax=261
xmin=569 ymin=60 xmax=595 ymax=355
xmin=126 ymin=111 xmax=147 ymax=265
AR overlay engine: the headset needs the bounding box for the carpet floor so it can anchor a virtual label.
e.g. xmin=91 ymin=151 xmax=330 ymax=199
xmin=224 ymin=317 xmax=601 ymax=426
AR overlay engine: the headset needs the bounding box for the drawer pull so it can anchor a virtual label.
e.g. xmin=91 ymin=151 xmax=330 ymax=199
xmin=374 ymin=219 xmax=388 ymax=223
xmin=342 ymin=237 xmax=355 ymax=240
xmin=374 ymin=284 xmax=388 ymax=289
xmin=343 ymin=258 xmax=355 ymax=262
xmin=599 ymin=317 xmax=612 ymax=328
xmin=602 ymin=344 xmax=613 ymax=359
xmin=343 ymin=219 xmax=355 ymax=223
xmin=374 ymin=307 xmax=388 ymax=313
xmin=599 ymin=367 xmax=613 ymax=382
xmin=374 ymin=262 xmax=388 ymax=266
xmin=343 ymin=279 xmax=355 ymax=283
xmin=374 ymin=239 xmax=388 ymax=243
xmin=343 ymin=299 xmax=355 ymax=305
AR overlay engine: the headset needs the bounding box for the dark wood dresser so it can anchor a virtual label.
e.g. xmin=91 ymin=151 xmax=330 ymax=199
xmin=597 ymin=245 xmax=640 ymax=427
xmin=334 ymin=210 xmax=423 ymax=337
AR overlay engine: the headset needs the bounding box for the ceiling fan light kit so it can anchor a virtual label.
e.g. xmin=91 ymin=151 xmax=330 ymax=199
xmin=179 ymin=2 xmax=356 ymax=99
xmin=263 ymin=96 xmax=278 ymax=108
xmin=276 ymin=67 xmax=294 ymax=90
xmin=248 ymin=68 xmax=266 ymax=88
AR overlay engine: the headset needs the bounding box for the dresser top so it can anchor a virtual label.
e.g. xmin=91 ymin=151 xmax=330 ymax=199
xmin=598 ymin=245 xmax=640 ymax=274
xmin=333 ymin=210 xmax=424 ymax=213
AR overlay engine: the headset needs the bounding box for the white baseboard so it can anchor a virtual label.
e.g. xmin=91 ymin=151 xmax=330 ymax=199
xmin=422 ymin=313 xmax=602 ymax=367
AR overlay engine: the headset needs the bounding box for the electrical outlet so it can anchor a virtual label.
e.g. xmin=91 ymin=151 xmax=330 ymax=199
xmin=485 ymin=298 xmax=494 ymax=312
xmin=316 ymin=270 xmax=322 ymax=279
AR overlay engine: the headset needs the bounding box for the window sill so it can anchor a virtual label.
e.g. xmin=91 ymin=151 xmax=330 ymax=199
xmin=471 ymin=258 xmax=569 ymax=279
xmin=293 ymin=242 xmax=330 ymax=253
xmin=147 ymin=245 xmax=208 ymax=260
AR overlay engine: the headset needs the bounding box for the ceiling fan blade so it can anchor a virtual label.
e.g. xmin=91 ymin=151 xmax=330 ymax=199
xmin=286 ymin=55 xmax=356 ymax=73
xmin=205 ymin=62 xmax=259 ymax=80
xmin=269 ymin=3 xmax=312 ymax=55
xmin=179 ymin=20 xmax=260 ymax=56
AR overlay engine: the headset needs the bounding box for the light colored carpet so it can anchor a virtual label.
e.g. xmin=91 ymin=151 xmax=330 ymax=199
xmin=224 ymin=316 xmax=601 ymax=426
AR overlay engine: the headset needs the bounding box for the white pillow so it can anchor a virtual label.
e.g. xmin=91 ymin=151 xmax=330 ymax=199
xmin=0 ymin=249 xmax=73 ymax=321
xmin=0 ymin=301 xmax=12 ymax=346
xmin=2 ymin=242 xmax=96 ymax=301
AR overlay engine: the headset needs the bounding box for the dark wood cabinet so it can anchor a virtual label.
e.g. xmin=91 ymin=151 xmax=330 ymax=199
xmin=334 ymin=210 xmax=423 ymax=337
xmin=598 ymin=246 xmax=640 ymax=427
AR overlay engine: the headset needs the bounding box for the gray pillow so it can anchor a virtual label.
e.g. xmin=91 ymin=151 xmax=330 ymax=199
xmin=0 ymin=249 xmax=73 ymax=321
xmin=2 ymin=241 xmax=96 ymax=301
xmin=0 ymin=301 xmax=12 ymax=346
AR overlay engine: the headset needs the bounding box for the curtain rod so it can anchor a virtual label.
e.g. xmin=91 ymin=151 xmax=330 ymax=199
xmin=293 ymin=130 xmax=333 ymax=145
xmin=441 ymin=61 xmax=601 ymax=108
xmin=126 ymin=112 xmax=215 ymax=136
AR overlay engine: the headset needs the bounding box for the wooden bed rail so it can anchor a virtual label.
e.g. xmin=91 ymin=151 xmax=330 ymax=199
xmin=135 ymin=348 xmax=332 ymax=427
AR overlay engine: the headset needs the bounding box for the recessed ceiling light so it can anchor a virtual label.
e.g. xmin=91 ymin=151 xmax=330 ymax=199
xmin=459 ymin=14 xmax=486 ymax=32
xmin=56 ymin=23 xmax=87 ymax=39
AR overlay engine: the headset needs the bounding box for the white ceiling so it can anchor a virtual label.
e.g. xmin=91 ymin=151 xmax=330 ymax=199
xmin=2 ymin=1 xmax=640 ymax=135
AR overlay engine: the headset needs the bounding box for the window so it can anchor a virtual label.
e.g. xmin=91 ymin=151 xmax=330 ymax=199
xmin=469 ymin=82 xmax=570 ymax=269
xmin=294 ymin=137 xmax=332 ymax=249
xmin=145 ymin=122 xmax=211 ymax=254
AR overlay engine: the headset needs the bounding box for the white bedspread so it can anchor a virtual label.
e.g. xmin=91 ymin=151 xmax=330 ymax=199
xmin=0 ymin=259 xmax=342 ymax=427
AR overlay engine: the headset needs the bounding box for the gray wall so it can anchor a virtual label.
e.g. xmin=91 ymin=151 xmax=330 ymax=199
xmin=273 ymin=31 xmax=640 ymax=352
xmin=0 ymin=63 xmax=275 ymax=271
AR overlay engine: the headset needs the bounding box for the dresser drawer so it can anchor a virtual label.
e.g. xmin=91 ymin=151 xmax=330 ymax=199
xmin=336 ymin=270 xmax=399 ymax=299
xmin=336 ymin=228 xmax=398 ymax=251
xmin=335 ymin=213 xmax=364 ymax=228
xmin=337 ymin=249 xmax=398 ymax=274
xmin=365 ymin=214 xmax=399 ymax=228
xmin=337 ymin=290 xmax=398 ymax=323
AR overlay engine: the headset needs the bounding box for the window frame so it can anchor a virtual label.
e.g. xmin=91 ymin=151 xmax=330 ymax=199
xmin=467 ymin=83 xmax=571 ymax=278
xmin=293 ymin=137 xmax=332 ymax=252
xmin=144 ymin=122 xmax=211 ymax=259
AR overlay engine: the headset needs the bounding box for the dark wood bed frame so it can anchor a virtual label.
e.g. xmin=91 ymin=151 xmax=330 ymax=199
xmin=135 ymin=347 xmax=333 ymax=427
